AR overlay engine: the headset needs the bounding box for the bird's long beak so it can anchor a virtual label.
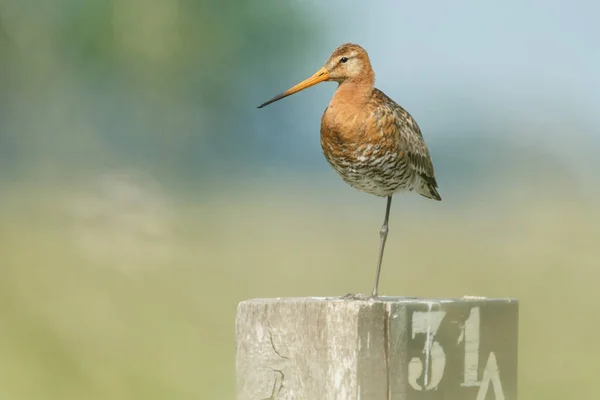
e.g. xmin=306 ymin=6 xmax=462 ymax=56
xmin=257 ymin=67 xmax=329 ymax=108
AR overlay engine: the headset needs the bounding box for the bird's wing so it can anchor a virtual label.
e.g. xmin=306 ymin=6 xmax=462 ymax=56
xmin=403 ymin=118 xmax=437 ymax=184
xmin=389 ymin=102 xmax=437 ymax=186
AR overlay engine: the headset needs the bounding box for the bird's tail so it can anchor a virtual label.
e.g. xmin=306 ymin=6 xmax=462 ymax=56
xmin=416 ymin=174 xmax=442 ymax=201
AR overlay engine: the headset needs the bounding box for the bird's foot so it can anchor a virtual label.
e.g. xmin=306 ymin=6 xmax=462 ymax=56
xmin=341 ymin=293 xmax=373 ymax=301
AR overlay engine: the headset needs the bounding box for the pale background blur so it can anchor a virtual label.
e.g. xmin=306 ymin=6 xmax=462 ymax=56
xmin=1 ymin=0 xmax=599 ymax=399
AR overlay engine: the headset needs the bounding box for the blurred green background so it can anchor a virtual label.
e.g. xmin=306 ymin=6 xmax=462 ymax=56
xmin=1 ymin=0 xmax=599 ymax=399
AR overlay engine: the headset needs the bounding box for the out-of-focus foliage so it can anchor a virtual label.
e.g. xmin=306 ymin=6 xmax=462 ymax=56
xmin=0 ymin=0 xmax=313 ymax=184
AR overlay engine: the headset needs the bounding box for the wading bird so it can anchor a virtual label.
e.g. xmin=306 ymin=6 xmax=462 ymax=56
xmin=258 ymin=43 xmax=441 ymax=297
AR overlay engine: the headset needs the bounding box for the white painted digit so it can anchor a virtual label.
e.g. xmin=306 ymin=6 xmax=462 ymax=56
xmin=459 ymin=307 xmax=481 ymax=387
xmin=408 ymin=308 xmax=446 ymax=391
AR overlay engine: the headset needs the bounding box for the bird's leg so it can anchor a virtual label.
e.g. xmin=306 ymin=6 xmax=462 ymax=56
xmin=372 ymin=196 xmax=392 ymax=297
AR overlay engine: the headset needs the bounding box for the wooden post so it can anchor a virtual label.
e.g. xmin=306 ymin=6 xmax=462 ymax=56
xmin=236 ymin=296 xmax=518 ymax=400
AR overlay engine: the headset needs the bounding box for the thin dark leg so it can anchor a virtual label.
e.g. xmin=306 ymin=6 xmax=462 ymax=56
xmin=372 ymin=196 xmax=392 ymax=297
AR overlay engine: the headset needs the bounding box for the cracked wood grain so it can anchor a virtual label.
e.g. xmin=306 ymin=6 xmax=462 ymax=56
xmin=236 ymin=297 xmax=518 ymax=400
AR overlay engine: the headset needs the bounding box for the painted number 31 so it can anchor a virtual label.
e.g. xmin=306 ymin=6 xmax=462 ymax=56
xmin=408 ymin=307 xmax=506 ymax=399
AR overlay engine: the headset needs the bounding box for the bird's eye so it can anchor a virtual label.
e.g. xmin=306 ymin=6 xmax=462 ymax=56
xmin=340 ymin=57 xmax=348 ymax=63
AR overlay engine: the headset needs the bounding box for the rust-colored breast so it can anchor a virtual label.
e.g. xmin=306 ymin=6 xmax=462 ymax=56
xmin=319 ymin=88 xmax=439 ymax=198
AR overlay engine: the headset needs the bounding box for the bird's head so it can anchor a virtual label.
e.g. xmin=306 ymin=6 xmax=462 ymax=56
xmin=258 ymin=43 xmax=374 ymax=108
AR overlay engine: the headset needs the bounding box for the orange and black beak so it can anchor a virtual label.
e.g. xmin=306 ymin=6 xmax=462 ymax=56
xmin=257 ymin=67 xmax=330 ymax=108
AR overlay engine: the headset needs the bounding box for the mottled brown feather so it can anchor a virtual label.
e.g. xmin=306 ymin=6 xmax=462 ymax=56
xmin=371 ymin=90 xmax=438 ymax=183
xmin=320 ymin=81 xmax=440 ymax=199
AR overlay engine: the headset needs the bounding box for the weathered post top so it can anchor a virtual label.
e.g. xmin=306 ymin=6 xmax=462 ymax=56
xmin=236 ymin=296 xmax=518 ymax=400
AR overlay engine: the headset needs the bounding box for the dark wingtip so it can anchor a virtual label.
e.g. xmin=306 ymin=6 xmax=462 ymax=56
xmin=417 ymin=174 xmax=442 ymax=201
xmin=430 ymin=187 xmax=442 ymax=201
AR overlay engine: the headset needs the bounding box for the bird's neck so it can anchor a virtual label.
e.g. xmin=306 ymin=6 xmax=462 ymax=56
xmin=331 ymin=81 xmax=374 ymax=108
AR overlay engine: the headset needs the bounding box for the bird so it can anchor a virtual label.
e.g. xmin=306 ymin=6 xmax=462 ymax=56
xmin=257 ymin=43 xmax=441 ymax=297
